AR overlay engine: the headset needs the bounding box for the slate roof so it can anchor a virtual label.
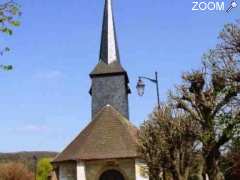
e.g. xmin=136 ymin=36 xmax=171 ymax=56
xmin=99 ymin=0 xmax=120 ymax=65
xmin=53 ymin=105 xmax=140 ymax=162
xmin=90 ymin=0 xmax=126 ymax=77
xmin=90 ymin=61 xmax=126 ymax=77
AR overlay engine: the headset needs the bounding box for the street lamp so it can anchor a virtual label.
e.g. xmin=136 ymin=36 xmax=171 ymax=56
xmin=136 ymin=72 xmax=160 ymax=108
xmin=136 ymin=78 xmax=145 ymax=96
xmin=33 ymin=155 xmax=38 ymax=180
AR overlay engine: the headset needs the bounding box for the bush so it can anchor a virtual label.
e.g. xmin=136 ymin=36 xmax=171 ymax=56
xmin=0 ymin=162 xmax=34 ymax=180
xmin=37 ymin=158 xmax=53 ymax=180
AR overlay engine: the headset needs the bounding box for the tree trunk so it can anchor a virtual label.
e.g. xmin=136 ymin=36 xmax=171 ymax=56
xmin=204 ymin=148 xmax=223 ymax=180
xmin=171 ymin=173 xmax=188 ymax=180
xmin=149 ymin=175 xmax=161 ymax=180
xmin=170 ymin=168 xmax=181 ymax=180
xmin=171 ymin=172 xmax=180 ymax=180
xmin=162 ymin=169 xmax=167 ymax=180
xmin=149 ymin=168 xmax=161 ymax=180
xmin=182 ymin=167 xmax=190 ymax=180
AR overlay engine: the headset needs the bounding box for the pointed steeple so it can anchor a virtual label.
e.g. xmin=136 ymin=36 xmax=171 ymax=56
xmin=89 ymin=0 xmax=131 ymax=119
xmin=90 ymin=0 xmax=126 ymax=76
xmin=100 ymin=0 xmax=120 ymax=64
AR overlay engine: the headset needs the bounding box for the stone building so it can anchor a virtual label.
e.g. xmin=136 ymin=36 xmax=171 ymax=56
xmin=52 ymin=0 xmax=148 ymax=179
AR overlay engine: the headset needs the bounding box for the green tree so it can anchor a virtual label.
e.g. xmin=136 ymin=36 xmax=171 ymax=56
xmin=171 ymin=22 xmax=240 ymax=180
xmin=0 ymin=0 xmax=21 ymax=71
xmin=37 ymin=158 xmax=53 ymax=180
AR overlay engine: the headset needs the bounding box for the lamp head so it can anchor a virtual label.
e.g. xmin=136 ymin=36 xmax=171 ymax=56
xmin=136 ymin=78 xmax=145 ymax=96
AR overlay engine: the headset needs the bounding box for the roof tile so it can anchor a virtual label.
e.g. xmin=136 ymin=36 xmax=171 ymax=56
xmin=53 ymin=105 xmax=139 ymax=162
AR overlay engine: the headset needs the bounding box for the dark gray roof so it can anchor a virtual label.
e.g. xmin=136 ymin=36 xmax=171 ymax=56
xmin=90 ymin=61 xmax=126 ymax=77
xmin=90 ymin=0 xmax=128 ymax=78
xmin=99 ymin=0 xmax=120 ymax=65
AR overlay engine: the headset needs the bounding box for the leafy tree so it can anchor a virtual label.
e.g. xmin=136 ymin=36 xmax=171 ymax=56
xmin=0 ymin=162 xmax=34 ymax=180
xmin=170 ymin=22 xmax=240 ymax=180
xmin=139 ymin=110 xmax=162 ymax=180
xmin=0 ymin=0 xmax=21 ymax=71
xmin=221 ymin=138 xmax=240 ymax=180
xmin=139 ymin=106 xmax=199 ymax=180
xmin=226 ymin=138 xmax=240 ymax=179
xmin=37 ymin=158 xmax=53 ymax=180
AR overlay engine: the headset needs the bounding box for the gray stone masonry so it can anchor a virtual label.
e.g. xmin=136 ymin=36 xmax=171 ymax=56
xmin=91 ymin=74 xmax=129 ymax=119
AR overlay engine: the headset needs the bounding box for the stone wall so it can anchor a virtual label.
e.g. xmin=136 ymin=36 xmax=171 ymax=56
xmin=85 ymin=158 xmax=135 ymax=180
xmin=91 ymin=75 xmax=129 ymax=119
xmin=59 ymin=162 xmax=76 ymax=180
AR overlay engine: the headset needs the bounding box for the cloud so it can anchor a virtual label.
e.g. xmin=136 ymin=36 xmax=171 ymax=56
xmin=33 ymin=70 xmax=64 ymax=80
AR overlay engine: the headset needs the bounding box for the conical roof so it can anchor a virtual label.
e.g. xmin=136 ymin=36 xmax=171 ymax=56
xmin=53 ymin=105 xmax=139 ymax=162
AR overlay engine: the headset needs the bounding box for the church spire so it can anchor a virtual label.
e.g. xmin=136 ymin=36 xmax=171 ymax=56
xmin=90 ymin=0 xmax=130 ymax=119
xmin=99 ymin=0 xmax=120 ymax=64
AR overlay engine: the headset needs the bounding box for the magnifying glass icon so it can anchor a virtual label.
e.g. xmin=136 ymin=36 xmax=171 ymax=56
xmin=226 ymin=1 xmax=238 ymax=13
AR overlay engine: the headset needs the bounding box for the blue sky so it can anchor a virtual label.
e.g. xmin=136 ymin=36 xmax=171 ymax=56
xmin=0 ymin=0 xmax=239 ymax=152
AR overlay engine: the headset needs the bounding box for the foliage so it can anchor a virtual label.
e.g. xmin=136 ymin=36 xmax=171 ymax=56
xmin=188 ymin=154 xmax=205 ymax=180
xmin=0 ymin=0 xmax=21 ymax=71
xmin=0 ymin=151 xmax=58 ymax=174
xmin=139 ymin=106 xmax=199 ymax=180
xmin=0 ymin=162 xmax=34 ymax=180
xmin=220 ymin=138 xmax=240 ymax=180
xmin=139 ymin=110 xmax=162 ymax=180
xmin=37 ymin=158 xmax=53 ymax=180
xmin=224 ymin=153 xmax=240 ymax=180
xmin=170 ymin=21 xmax=240 ymax=180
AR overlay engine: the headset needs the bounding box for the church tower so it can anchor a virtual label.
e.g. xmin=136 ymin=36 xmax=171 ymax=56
xmin=90 ymin=0 xmax=130 ymax=119
xmin=52 ymin=1 xmax=149 ymax=179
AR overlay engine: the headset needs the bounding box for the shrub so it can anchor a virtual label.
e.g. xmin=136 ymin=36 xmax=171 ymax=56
xmin=0 ymin=162 xmax=34 ymax=180
xmin=37 ymin=158 xmax=53 ymax=180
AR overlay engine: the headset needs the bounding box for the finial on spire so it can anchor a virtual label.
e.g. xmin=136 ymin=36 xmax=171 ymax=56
xmin=99 ymin=0 xmax=120 ymax=64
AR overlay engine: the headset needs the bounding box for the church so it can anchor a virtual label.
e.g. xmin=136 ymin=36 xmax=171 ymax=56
xmin=52 ymin=0 xmax=148 ymax=179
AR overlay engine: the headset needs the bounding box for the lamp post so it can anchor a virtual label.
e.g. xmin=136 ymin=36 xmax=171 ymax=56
xmin=33 ymin=155 xmax=37 ymax=180
xmin=136 ymin=71 xmax=160 ymax=109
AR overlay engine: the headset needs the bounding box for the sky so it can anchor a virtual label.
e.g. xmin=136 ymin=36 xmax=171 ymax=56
xmin=0 ymin=0 xmax=239 ymax=152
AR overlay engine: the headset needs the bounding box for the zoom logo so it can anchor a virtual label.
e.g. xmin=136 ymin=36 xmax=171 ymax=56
xmin=192 ymin=1 xmax=225 ymax=11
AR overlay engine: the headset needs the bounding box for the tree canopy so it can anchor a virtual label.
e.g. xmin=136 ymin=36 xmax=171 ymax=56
xmin=139 ymin=21 xmax=240 ymax=180
xmin=37 ymin=158 xmax=53 ymax=180
xmin=139 ymin=106 xmax=199 ymax=180
xmin=0 ymin=162 xmax=34 ymax=180
xmin=170 ymin=21 xmax=240 ymax=180
xmin=0 ymin=0 xmax=21 ymax=71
